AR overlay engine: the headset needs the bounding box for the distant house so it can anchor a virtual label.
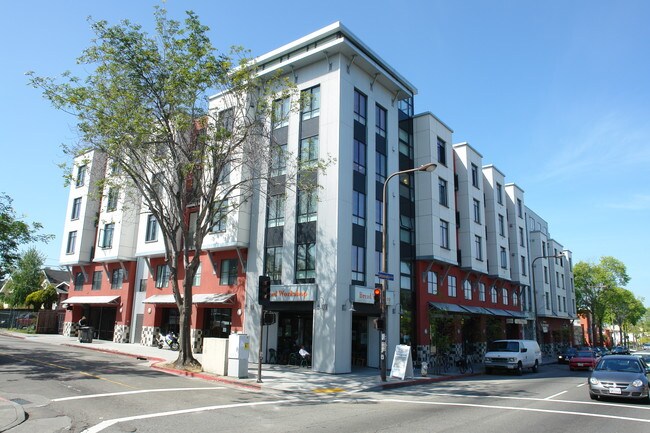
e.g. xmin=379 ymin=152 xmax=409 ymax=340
xmin=0 ymin=268 xmax=69 ymax=309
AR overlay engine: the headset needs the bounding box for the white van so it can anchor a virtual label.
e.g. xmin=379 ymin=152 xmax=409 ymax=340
xmin=484 ymin=339 xmax=542 ymax=375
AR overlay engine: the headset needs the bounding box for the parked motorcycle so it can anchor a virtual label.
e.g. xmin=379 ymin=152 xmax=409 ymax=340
xmin=158 ymin=331 xmax=180 ymax=351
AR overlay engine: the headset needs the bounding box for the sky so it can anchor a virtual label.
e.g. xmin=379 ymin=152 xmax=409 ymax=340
xmin=1 ymin=0 xmax=648 ymax=305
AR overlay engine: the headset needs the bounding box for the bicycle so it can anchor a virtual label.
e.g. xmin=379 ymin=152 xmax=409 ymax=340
xmin=455 ymin=354 xmax=474 ymax=374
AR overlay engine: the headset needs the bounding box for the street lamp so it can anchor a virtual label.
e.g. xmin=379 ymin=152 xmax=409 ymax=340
xmin=380 ymin=162 xmax=437 ymax=382
xmin=531 ymin=252 xmax=565 ymax=343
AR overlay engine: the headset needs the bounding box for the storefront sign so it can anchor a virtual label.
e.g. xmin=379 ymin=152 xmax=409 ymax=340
xmin=270 ymin=284 xmax=316 ymax=302
xmin=390 ymin=344 xmax=414 ymax=380
xmin=352 ymin=286 xmax=396 ymax=305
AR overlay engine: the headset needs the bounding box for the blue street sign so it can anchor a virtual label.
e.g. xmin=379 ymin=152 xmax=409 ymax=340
xmin=376 ymin=272 xmax=394 ymax=281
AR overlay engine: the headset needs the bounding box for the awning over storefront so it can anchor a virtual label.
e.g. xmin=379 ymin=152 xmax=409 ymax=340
xmin=429 ymin=302 xmax=470 ymax=314
xmin=484 ymin=308 xmax=523 ymax=317
xmin=143 ymin=293 xmax=235 ymax=304
xmin=506 ymin=309 xmax=527 ymax=318
xmin=63 ymin=295 xmax=120 ymax=305
xmin=461 ymin=305 xmax=494 ymax=315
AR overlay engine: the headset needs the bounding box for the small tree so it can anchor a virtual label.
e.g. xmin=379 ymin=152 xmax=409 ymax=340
xmin=605 ymin=287 xmax=645 ymax=345
xmin=29 ymin=8 xmax=326 ymax=369
xmin=5 ymin=248 xmax=45 ymax=308
xmin=0 ymin=193 xmax=53 ymax=281
xmin=25 ymin=284 xmax=58 ymax=311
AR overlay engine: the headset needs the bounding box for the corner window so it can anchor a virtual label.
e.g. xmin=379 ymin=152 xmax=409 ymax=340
xmin=301 ymin=86 xmax=320 ymax=121
xmin=353 ymin=90 xmax=367 ymax=125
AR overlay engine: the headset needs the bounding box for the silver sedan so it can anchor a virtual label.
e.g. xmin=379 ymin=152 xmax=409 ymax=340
xmin=588 ymin=355 xmax=650 ymax=403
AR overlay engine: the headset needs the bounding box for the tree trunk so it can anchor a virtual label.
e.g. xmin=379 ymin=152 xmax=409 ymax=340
xmin=173 ymin=270 xmax=201 ymax=370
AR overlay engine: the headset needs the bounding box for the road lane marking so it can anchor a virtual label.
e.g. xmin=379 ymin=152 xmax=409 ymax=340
xmin=53 ymin=387 xmax=225 ymax=402
xmin=3 ymin=353 xmax=71 ymax=370
xmin=376 ymin=398 xmax=650 ymax=423
xmin=545 ymin=391 xmax=567 ymax=400
xmin=81 ymin=399 xmax=293 ymax=433
xmin=577 ymin=383 xmax=588 ymax=387
xmin=77 ymin=371 xmax=137 ymax=389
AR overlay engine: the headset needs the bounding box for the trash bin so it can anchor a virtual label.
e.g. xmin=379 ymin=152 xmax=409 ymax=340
xmin=79 ymin=326 xmax=93 ymax=343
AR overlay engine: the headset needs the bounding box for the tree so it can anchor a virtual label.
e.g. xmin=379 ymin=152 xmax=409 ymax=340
xmin=0 ymin=193 xmax=53 ymax=281
xmin=4 ymin=248 xmax=45 ymax=307
xmin=29 ymin=8 xmax=323 ymax=369
xmin=604 ymin=287 xmax=646 ymax=346
xmin=574 ymin=256 xmax=630 ymax=346
xmin=25 ymin=284 xmax=58 ymax=311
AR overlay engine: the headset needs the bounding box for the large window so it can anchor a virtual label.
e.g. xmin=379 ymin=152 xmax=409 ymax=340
xmin=473 ymin=199 xmax=481 ymax=224
xmin=427 ymin=271 xmax=438 ymax=295
xmin=353 ymin=139 xmax=366 ymax=174
xmin=502 ymin=288 xmax=509 ymax=305
xmin=474 ymin=235 xmax=482 ymax=261
xmin=521 ymin=256 xmax=527 ymax=276
xmin=375 ymin=200 xmax=383 ymax=232
xmin=496 ymin=182 xmax=503 ymax=204
xmin=270 ymin=143 xmax=287 ymax=177
xmin=156 ymin=265 xmax=170 ymax=288
xmin=375 ymin=105 xmax=386 ymax=137
xmin=498 ymin=214 xmax=505 ymax=236
xmin=297 ymin=188 xmax=317 ymax=223
xmin=211 ymin=200 xmax=229 ymax=233
xmin=273 ymin=97 xmax=290 ymax=128
xmin=66 ymin=231 xmax=77 ymax=254
xmin=296 ymin=243 xmax=316 ymax=283
xmin=440 ymin=220 xmax=450 ymax=249
xmin=354 ymin=90 xmax=367 ymax=124
xmin=375 ymin=152 xmax=386 ymax=183
xmin=500 ymin=247 xmax=508 ymax=269
xmin=299 ymin=136 xmax=319 ymax=168
xmin=437 ymin=137 xmax=446 ymax=166
xmin=92 ymin=271 xmax=102 ymax=291
xmin=101 ymin=223 xmax=114 ymax=249
xmin=448 ymin=275 xmax=457 ymax=297
xmin=301 ymin=86 xmax=320 ymax=120
xmin=107 ymin=187 xmax=119 ymax=212
xmin=74 ymin=272 xmax=84 ymax=291
xmin=267 ymin=194 xmax=285 ymax=228
xmin=111 ymin=268 xmax=124 ymax=289
xmin=400 ymin=215 xmax=414 ymax=244
xmin=71 ymin=197 xmax=82 ymax=220
xmin=400 ymin=261 xmax=412 ymax=290
xmin=265 ymin=246 xmax=282 ymax=284
xmin=75 ymin=165 xmax=87 ymax=187
xmin=352 ymin=191 xmax=366 ymax=226
xmin=464 ymin=279 xmax=472 ymax=300
xmin=479 ymin=282 xmax=486 ymax=302
xmin=145 ymin=215 xmax=158 ymax=242
xmin=439 ymin=178 xmax=448 ymax=207
xmin=351 ymin=245 xmax=365 ymax=283
xmin=491 ymin=286 xmax=498 ymax=303
xmin=398 ymin=128 xmax=412 ymax=158
xmin=471 ymin=163 xmax=479 ymax=188
xmin=220 ymin=259 xmax=238 ymax=286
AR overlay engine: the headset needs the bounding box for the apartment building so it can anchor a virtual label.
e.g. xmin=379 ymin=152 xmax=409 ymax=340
xmin=58 ymin=22 xmax=574 ymax=373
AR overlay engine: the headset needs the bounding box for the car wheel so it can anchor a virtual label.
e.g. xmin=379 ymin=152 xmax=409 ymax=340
xmin=532 ymin=360 xmax=539 ymax=373
xmin=589 ymin=393 xmax=598 ymax=401
xmin=485 ymin=367 xmax=492 ymax=375
xmin=516 ymin=362 xmax=523 ymax=376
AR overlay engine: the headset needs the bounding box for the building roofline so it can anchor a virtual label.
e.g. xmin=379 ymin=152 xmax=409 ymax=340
xmin=505 ymin=182 xmax=525 ymax=194
xmin=413 ymin=111 xmax=454 ymax=133
xmin=482 ymin=164 xmax=506 ymax=178
xmin=452 ymin=141 xmax=483 ymax=158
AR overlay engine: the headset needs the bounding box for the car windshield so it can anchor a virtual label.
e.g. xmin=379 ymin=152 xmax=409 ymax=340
xmin=576 ymin=351 xmax=593 ymax=357
xmin=596 ymin=359 xmax=642 ymax=372
xmin=489 ymin=341 xmax=519 ymax=352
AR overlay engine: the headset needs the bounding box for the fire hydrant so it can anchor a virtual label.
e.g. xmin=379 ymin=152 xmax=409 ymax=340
xmin=421 ymin=361 xmax=428 ymax=377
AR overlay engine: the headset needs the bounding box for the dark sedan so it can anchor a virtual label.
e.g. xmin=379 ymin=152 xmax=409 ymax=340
xmin=558 ymin=347 xmax=578 ymax=364
xmin=588 ymin=355 xmax=650 ymax=403
xmin=610 ymin=346 xmax=631 ymax=355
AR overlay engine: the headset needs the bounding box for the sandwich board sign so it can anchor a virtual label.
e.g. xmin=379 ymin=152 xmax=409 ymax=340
xmin=390 ymin=344 xmax=414 ymax=380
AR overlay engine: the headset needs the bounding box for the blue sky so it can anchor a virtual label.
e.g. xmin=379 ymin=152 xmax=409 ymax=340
xmin=1 ymin=1 xmax=648 ymax=305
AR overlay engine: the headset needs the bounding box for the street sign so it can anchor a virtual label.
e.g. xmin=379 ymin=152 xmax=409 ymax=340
xmin=376 ymin=272 xmax=394 ymax=281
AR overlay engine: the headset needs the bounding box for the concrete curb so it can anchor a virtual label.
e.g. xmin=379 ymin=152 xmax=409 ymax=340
xmin=0 ymin=397 xmax=25 ymax=433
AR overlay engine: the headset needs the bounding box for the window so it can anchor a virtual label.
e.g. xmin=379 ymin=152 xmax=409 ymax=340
xmin=301 ymin=86 xmax=320 ymax=120
xmin=500 ymin=247 xmax=507 ymax=269
xmin=427 ymin=271 xmax=438 ymax=295
xmin=545 ymin=292 xmax=550 ymax=309
xmin=265 ymin=246 xmax=283 ymax=284
xmin=471 ymin=164 xmax=479 ymax=188
xmin=498 ymin=214 xmax=505 ymax=236
xmin=440 ymin=220 xmax=450 ymax=249
xmin=211 ymin=200 xmax=229 ymax=233
xmin=273 ymin=97 xmax=290 ymax=128
xmin=473 ymin=199 xmax=481 ymax=224
xmin=299 ymin=136 xmax=319 ymax=168
xmin=296 ymin=243 xmax=316 ymax=283
xmin=513 ymin=291 xmax=519 ymax=306
xmin=474 ymin=235 xmax=482 ymax=260
xmin=448 ymin=276 xmax=457 ymax=297
xmin=437 ymin=137 xmax=446 ymax=166
xmin=74 ymin=272 xmax=84 ymax=291
xmin=156 ymin=265 xmax=170 ymax=288
xmin=353 ymin=90 xmax=367 ymax=124
xmin=267 ymin=194 xmax=285 ymax=228
xmin=375 ymin=200 xmax=383 ymax=232
xmin=71 ymin=197 xmax=82 ymax=220
xmin=439 ymin=178 xmax=448 ymax=207
xmin=107 ymin=187 xmax=119 ymax=212
xmin=217 ymin=107 xmax=234 ymax=133
xmin=218 ymin=162 xmax=230 ymax=185
xmin=491 ymin=286 xmax=497 ymax=303
xmin=353 ymin=139 xmax=366 ymax=174
xmin=561 ymin=274 xmax=565 ymax=288
xmin=374 ymin=251 xmax=382 ymax=285
xmin=400 ymin=215 xmax=414 ymax=244
xmin=464 ymin=279 xmax=472 ymax=300
xmin=66 ymin=231 xmax=77 ymax=254
xmin=75 ymin=164 xmax=87 ymax=187
xmin=111 ymin=268 xmax=124 ymax=289
xmin=562 ymin=296 xmax=566 ymax=312
xmin=556 ymin=271 xmax=560 ymax=288
xmin=351 ymin=245 xmax=365 ymax=283
xmin=220 ymin=259 xmax=238 ymax=286
xmin=92 ymin=271 xmax=102 ymax=290
xmin=517 ymin=198 xmax=523 ymax=218
xmin=352 ymin=191 xmax=366 ymax=226
xmin=479 ymin=283 xmax=486 ymax=302
xmin=297 ymin=188 xmax=317 ymax=223
xmin=145 ymin=215 xmax=158 ymax=242
xmin=521 ymin=256 xmax=527 ymax=276
xmin=544 ymin=266 xmax=549 ymax=283
xmin=270 ymin=143 xmax=287 ymax=177
xmin=375 ymin=152 xmax=386 ymax=183
xmin=152 ymin=172 xmax=163 ymax=196
xmin=502 ymin=288 xmax=509 ymax=305
xmin=400 ymin=261 xmax=412 ymax=290
xmin=193 ymin=263 xmax=202 ymax=287
xmin=519 ymin=227 xmax=525 ymax=247
xmin=496 ymin=183 xmax=503 ymax=205
xmin=101 ymin=223 xmax=114 ymax=249
xmin=558 ymin=295 xmax=561 ymax=311
xmin=398 ymin=128 xmax=412 ymax=158
xmin=375 ymin=105 xmax=386 ymax=137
